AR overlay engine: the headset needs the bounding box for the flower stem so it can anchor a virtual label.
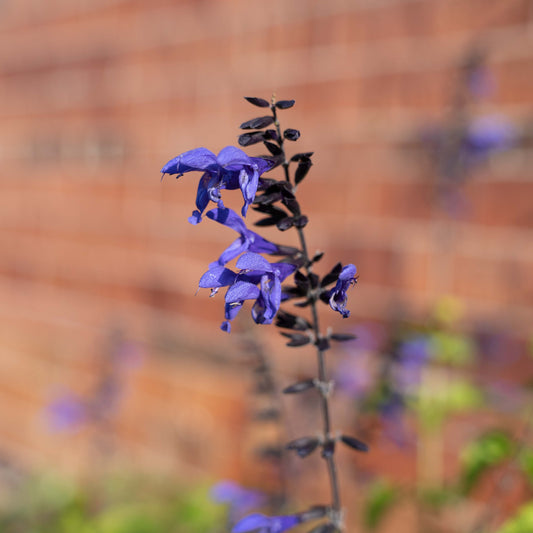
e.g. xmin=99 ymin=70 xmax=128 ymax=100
xmin=271 ymin=98 xmax=343 ymax=529
xmin=297 ymin=225 xmax=343 ymax=522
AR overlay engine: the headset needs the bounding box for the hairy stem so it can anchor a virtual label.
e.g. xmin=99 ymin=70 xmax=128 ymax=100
xmin=271 ymin=99 xmax=343 ymax=528
xmin=298 ymin=225 xmax=342 ymax=520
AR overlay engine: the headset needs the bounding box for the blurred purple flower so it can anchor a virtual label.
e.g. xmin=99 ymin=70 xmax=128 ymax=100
xmin=466 ymin=65 xmax=495 ymax=99
xmin=210 ymin=480 xmax=266 ymax=524
xmin=232 ymin=512 xmax=300 ymax=533
xmin=379 ymin=392 xmax=410 ymax=447
xmin=335 ymin=352 xmax=373 ymax=399
xmin=394 ymin=336 xmax=432 ymax=391
xmin=465 ymin=115 xmax=514 ymax=160
xmin=47 ymin=392 xmax=86 ymax=432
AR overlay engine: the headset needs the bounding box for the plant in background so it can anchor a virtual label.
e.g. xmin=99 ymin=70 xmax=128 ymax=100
xmin=421 ymin=46 xmax=515 ymax=216
xmin=162 ymin=96 xmax=368 ymax=532
xmin=47 ymin=326 xmax=141 ymax=457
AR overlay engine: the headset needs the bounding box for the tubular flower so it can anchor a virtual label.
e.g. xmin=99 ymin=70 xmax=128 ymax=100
xmin=232 ymin=513 xmax=300 ymax=533
xmin=161 ymin=146 xmax=274 ymax=223
xmin=206 ymin=207 xmax=280 ymax=266
xmin=328 ymin=264 xmax=357 ymax=318
xmin=198 ymin=253 xmax=296 ymax=333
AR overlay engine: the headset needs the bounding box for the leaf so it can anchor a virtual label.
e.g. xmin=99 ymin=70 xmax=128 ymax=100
xmin=282 ymin=197 xmax=301 ymax=216
xmin=295 ymin=159 xmax=312 ymax=184
xmin=321 ymin=263 xmax=343 ymax=287
xmin=283 ymin=379 xmax=315 ymax=394
xmin=519 ymin=448 xmax=533 ymax=487
xmin=240 ymin=116 xmax=275 ymax=130
xmin=276 ymin=217 xmax=295 ymax=231
xmin=330 ymin=333 xmax=357 ymax=342
xmin=281 ymin=332 xmax=311 ymax=347
xmin=264 ymin=141 xmax=283 ymax=156
xmin=293 ymin=215 xmax=309 ymax=228
xmin=340 ymin=435 xmax=369 ymax=452
xmin=287 ymin=437 xmax=320 ymax=458
xmin=244 ymin=96 xmax=270 ymax=107
xmin=284 ymin=128 xmax=301 ymax=141
xmin=276 ymin=99 xmax=295 ymax=109
xmin=256 ymin=445 xmax=283 ymax=459
xmin=254 ymin=408 xmax=281 ymax=421
xmin=275 ymin=310 xmax=312 ymax=331
xmin=311 ymin=251 xmax=324 ymax=264
xmin=460 ymin=430 xmax=514 ymax=494
xmin=363 ymin=481 xmax=398 ymax=531
xmin=496 ymin=502 xmax=533 ymax=533
xmin=291 ymin=152 xmax=314 ymax=161
xmin=238 ymin=131 xmax=267 ymax=146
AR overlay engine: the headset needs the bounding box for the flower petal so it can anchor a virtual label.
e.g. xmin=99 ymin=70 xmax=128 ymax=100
xmin=199 ymin=266 xmax=237 ymax=288
xmin=236 ymin=252 xmax=273 ymax=273
xmin=225 ymin=280 xmax=261 ymax=303
xmin=206 ymin=207 xmax=248 ymax=235
xmin=161 ymin=147 xmax=217 ymax=175
xmin=217 ymin=146 xmax=251 ymax=169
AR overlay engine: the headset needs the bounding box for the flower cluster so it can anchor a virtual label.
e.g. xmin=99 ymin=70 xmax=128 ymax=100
xmin=163 ymin=96 xmax=363 ymax=532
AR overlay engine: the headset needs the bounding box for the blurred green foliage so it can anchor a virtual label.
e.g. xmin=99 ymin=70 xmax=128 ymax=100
xmin=0 ymin=473 xmax=224 ymax=533
xmin=363 ymin=480 xmax=398 ymax=531
xmin=459 ymin=431 xmax=514 ymax=494
xmin=497 ymin=503 xmax=533 ymax=533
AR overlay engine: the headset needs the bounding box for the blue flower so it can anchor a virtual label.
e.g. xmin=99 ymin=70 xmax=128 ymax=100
xmin=394 ymin=336 xmax=432 ymax=390
xmin=47 ymin=392 xmax=86 ymax=431
xmin=210 ymin=480 xmax=266 ymax=525
xmin=232 ymin=513 xmax=300 ymax=533
xmin=465 ymin=115 xmax=514 ymax=160
xmin=206 ymin=207 xmax=280 ymax=266
xmin=328 ymin=264 xmax=357 ymax=318
xmin=161 ymin=146 xmax=274 ymax=223
xmin=199 ymin=253 xmax=296 ymax=332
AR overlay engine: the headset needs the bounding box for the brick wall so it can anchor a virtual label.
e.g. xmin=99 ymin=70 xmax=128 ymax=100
xmin=0 ymin=0 xmax=532 ymax=527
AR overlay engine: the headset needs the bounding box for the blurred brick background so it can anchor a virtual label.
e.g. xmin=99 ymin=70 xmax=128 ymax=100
xmin=0 ymin=0 xmax=532 ymax=529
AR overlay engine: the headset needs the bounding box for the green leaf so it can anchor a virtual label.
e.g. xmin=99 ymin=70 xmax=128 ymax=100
xmin=519 ymin=448 xmax=533 ymax=487
xmin=497 ymin=502 xmax=533 ymax=533
xmin=363 ymin=481 xmax=398 ymax=531
xmin=460 ymin=430 xmax=514 ymax=494
xmin=430 ymin=331 xmax=475 ymax=366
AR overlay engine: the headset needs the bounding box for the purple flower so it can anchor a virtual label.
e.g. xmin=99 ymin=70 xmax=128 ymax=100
xmin=379 ymin=392 xmax=410 ymax=447
xmin=335 ymin=352 xmax=372 ymax=399
xmin=161 ymin=147 xmax=274 ymax=223
xmin=199 ymin=253 xmax=296 ymax=332
xmin=465 ymin=115 xmax=514 ymax=159
xmin=206 ymin=207 xmax=280 ymax=266
xmin=232 ymin=513 xmax=300 ymax=533
xmin=328 ymin=264 xmax=357 ymax=318
xmin=47 ymin=392 xmax=86 ymax=431
xmin=394 ymin=336 xmax=432 ymax=390
xmin=210 ymin=480 xmax=266 ymax=524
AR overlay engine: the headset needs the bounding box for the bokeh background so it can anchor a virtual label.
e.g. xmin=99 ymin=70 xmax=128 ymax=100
xmin=0 ymin=1 xmax=532 ymax=532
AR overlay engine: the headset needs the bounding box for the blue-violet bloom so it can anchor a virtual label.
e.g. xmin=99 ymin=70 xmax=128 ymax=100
xmin=210 ymin=480 xmax=266 ymax=524
xmin=206 ymin=207 xmax=280 ymax=266
xmin=47 ymin=392 xmax=86 ymax=432
xmin=161 ymin=146 xmax=274 ymax=223
xmin=329 ymin=264 xmax=357 ymax=318
xmin=199 ymin=252 xmax=296 ymax=332
xmin=232 ymin=513 xmax=300 ymax=533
